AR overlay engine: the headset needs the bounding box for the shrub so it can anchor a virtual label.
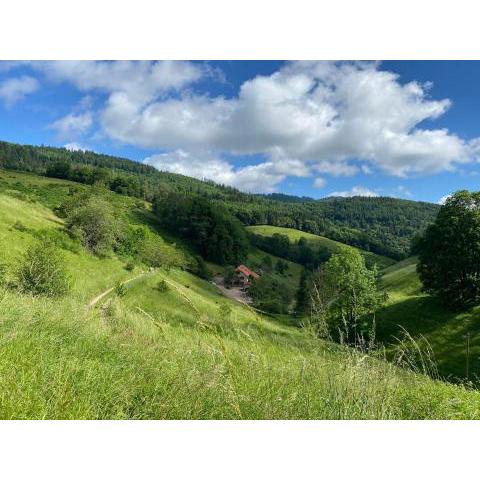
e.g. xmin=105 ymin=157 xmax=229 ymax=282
xmin=156 ymin=280 xmax=169 ymax=293
xmin=223 ymin=266 xmax=236 ymax=287
xmin=124 ymin=260 xmax=135 ymax=271
xmin=65 ymin=196 xmax=117 ymax=256
xmin=15 ymin=242 xmax=70 ymax=297
xmin=114 ymin=282 xmax=127 ymax=297
xmin=195 ymin=256 xmax=212 ymax=280
xmin=13 ymin=221 xmax=28 ymax=232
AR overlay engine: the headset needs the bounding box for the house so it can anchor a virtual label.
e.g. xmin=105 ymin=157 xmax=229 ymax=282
xmin=234 ymin=264 xmax=260 ymax=288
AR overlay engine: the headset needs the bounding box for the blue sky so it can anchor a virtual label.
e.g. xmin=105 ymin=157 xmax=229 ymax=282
xmin=1 ymin=60 xmax=479 ymax=203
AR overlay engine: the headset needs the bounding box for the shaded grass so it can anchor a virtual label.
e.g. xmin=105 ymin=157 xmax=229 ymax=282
xmin=377 ymin=257 xmax=480 ymax=383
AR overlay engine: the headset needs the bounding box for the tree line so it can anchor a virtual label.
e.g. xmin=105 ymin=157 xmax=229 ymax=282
xmin=0 ymin=139 xmax=439 ymax=260
xmin=249 ymin=232 xmax=331 ymax=270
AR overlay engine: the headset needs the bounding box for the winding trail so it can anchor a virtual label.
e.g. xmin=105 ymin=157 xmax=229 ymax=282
xmin=87 ymin=271 xmax=148 ymax=309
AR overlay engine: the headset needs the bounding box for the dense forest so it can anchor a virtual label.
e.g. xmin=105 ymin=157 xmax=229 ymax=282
xmin=0 ymin=140 xmax=439 ymax=259
xmin=153 ymin=193 xmax=249 ymax=265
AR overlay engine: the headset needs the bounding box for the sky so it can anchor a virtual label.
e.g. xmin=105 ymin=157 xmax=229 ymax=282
xmin=0 ymin=60 xmax=480 ymax=203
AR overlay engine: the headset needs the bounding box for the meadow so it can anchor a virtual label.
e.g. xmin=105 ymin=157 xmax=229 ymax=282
xmin=1 ymin=171 xmax=480 ymax=419
xmin=246 ymin=224 xmax=395 ymax=269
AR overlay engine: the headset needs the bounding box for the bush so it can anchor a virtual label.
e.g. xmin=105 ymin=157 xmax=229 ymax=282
xmin=223 ymin=266 xmax=236 ymax=287
xmin=195 ymin=256 xmax=212 ymax=280
xmin=15 ymin=241 xmax=70 ymax=297
xmin=124 ymin=260 xmax=135 ymax=271
xmin=65 ymin=196 xmax=117 ymax=256
xmin=114 ymin=282 xmax=127 ymax=297
xmin=13 ymin=221 xmax=29 ymax=232
xmin=156 ymin=280 xmax=169 ymax=293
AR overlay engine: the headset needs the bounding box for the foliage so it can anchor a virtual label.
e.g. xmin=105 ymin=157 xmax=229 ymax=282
xmin=115 ymin=282 xmax=127 ymax=297
xmin=223 ymin=266 xmax=236 ymax=287
xmin=15 ymin=241 xmax=70 ymax=297
xmin=154 ymin=193 xmax=249 ymax=265
xmin=156 ymin=279 xmax=169 ymax=292
xmin=138 ymin=231 xmax=175 ymax=268
xmin=250 ymin=232 xmax=329 ymax=269
xmin=33 ymin=227 xmax=81 ymax=253
xmin=65 ymin=196 xmax=117 ymax=256
xmin=248 ymin=225 xmax=394 ymax=270
xmin=195 ymin=256 xmax=212 ymax=280
xmin=13 ymin=220 xmax=29 ymax=232
xmin=295 ymin=268 xmax=310 ymax=316
xmin=124 ymin=260 xmax=135 ymax=271
xmin=249 ymin=275 xmax=293 ymax=314
xmin=310 ymin=248 xmax=386 ymax=343
xmin=417 ymin=190 xmax=480 ymax=310
xmin=0 ymin=140 xmax=439 ymax=259
xmin=275 ymin=259 xmax=289 ymax=275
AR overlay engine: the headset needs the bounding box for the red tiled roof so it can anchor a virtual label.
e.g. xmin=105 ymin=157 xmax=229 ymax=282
xmin=236 ymin=264 xmax=260 ymax=279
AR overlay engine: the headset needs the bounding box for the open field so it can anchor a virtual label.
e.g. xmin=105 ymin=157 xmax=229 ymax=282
xmin=247 ymin=225 xmax=396 ymax=269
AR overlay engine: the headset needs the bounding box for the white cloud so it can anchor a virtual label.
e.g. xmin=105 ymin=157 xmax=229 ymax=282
xmin=28 ymin=61 xmax=480 ymax=192
xmin=32 ymin=60 xmax=204 ymax=106
xmin=49 ymin=112 xmax=93 ymax=138
xmin=64 ymin=142 xmax=87 ymax=152
xmin=438 ymin=194 xmax=452 ymax=205
xmin=314 ymin=161 xmax=359 ymax=177
xmin=329 ymin=185 xmax=379 ymax=197
xmin=313 ymin=177 xmax=326 ymax=189
xmin=94 ymin=62 xmax=476 ymax=187
xmin=144 ymin=150 xmax=285 ymax=193
xmin=0 ymin=75 xmax=39 ymax=107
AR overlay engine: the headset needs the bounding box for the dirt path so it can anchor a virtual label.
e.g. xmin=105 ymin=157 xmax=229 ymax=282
xmin=87 ymin=271 xmax=148 ymax=309
xmin=213 ymin=275 xmax=251 ymax=305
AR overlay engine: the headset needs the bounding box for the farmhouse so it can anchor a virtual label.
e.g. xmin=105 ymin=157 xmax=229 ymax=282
xmin=235 ymin=264 xmax=260 ymax=288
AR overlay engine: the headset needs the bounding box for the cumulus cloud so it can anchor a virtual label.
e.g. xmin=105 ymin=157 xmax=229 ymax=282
xmin=31 ymin=60 xmax=204 ymax=106
xmin=144 ymin=150 xmax=285 ymax=193
xmin=92 ymin=61 xmax=476 ymax=187
xmin=438 ymin=194 xmax=452 ymax=205
xmin=0 ymin=75 xmax=39 ymax=107
xmin=329 ymin=186 xmax=379 ymax=198
xmin=49 ymin=112 xmax=93 ymax=138
xmin=27 ymin=60 xmax=480 ymax=192
xmin=64 ymin=142 xmax=88 ymax=152
xmin=313 ymin=177 xmax=326 ymax=189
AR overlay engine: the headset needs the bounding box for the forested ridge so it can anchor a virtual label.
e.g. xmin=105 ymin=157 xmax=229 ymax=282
xmin=0 ymin=139 xmax=439 ymax=259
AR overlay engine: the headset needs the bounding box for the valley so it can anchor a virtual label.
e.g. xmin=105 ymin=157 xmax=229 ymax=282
xmin=0 ymin=166 xmax=479 ymax=419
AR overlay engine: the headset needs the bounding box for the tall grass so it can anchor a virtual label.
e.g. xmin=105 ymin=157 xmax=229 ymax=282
xmin=0 ymin=285 xmax=479 ymax=419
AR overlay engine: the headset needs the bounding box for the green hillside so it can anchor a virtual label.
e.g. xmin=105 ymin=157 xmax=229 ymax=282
xmin=0 ymin=140 xmax=439 ymax=259
xmin=247 ymin=225 xmax=395 ymax=269
xmin=377 ymin=258 xmax=480 ymax=382
xmin=0 ymin=171 xmax=479 ymax=418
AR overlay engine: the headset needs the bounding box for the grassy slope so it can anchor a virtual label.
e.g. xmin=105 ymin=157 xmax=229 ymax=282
xmin=377 ymin=258 xmax=480 ymax=382
xmin=247 ymin=225 xmax=395 ymax=269
xmin=1 ymin=172 xmax=480 ymax=418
